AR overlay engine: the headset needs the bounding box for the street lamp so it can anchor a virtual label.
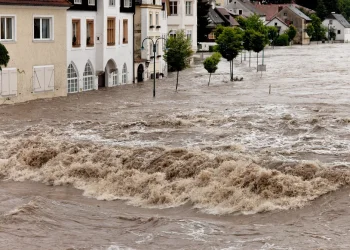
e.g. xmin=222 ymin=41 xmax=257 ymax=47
xmin=141 ymin=36 xmax=167 ymax=98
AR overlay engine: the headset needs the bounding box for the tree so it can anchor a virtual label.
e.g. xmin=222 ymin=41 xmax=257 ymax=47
xmin=0 ymin=43 xmax=10 ymax=70
xmin=329 ymin=27 xmax=336 ymax=40
xmin=338 ymin=0 xmax=350 ymax=21
xmin=214 ymin=27 xmax=243 ymax=81
xmin=274 ymin=34 xmax=290 ymax=46
xmin=164 ymin=30 xmax=194 ymax=91
xmin=203 ymin=52 xmax=221 ymax=86
xmin=306 ymin=24 xmax=315 ymax=43
xmin=197 ymin=0 xmax=211 ymax=42
xmin=316 ymin=0 xmax=328 ymax=20
xmin=310 ymin=14 xmax=327 ymax=42
xmin=214 ymin=25 xmax=224 ymax=40
xmin=250 ymin=31 xmax=267 ymax=71
xmin=286 ymin=25 xmax=297 ymax=43
xmin=267 ymin=26 xmax=279 ymax=46
xmin=243 ymin=29 xmax=254 ymax=67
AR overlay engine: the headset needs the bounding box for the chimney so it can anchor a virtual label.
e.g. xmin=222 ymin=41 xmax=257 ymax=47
xmin=278 ymin=5 xmax=283 ymax=12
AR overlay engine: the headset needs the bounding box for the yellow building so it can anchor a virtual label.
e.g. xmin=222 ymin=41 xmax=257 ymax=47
xmin=0 ymin=0 xmax=71 ymax=104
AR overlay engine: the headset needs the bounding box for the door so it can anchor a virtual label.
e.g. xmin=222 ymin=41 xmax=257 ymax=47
xmin=137 ymin=64 xmax=144 ymax=82
xmin=98 ymin=72 xmax=105 ymax=88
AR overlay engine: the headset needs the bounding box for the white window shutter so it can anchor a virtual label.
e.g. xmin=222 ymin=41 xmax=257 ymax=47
xmin=44 ymin=66 xmax=54 ymax=91
xmin=33 ymin=67 xmax=45 ymax=92
xmin=10 ymin=69 xmax=17 ymax=95
xmin=1 ymin=70 xmax=10 ymax=96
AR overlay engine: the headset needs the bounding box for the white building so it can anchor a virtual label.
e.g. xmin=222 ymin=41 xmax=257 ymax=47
xmin=67 ymin=0 xmax=135 ymax=94
xmin=323 ymin=13 xmax=350 ymax=43
xmin=167 ymin=0 xmax=197 ymax=51
xmin=134 ymin=0 xmax=168 ymax=83
xmin=265 ymin=16 xmax=289 ymax=36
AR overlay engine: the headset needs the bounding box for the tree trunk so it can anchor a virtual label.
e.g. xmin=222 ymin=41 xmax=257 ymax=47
xmin=249 ymin=51 xmax=251 ymax=67
xmin=257 ymin=52 xmax=259 ymax=72
xmin=208 ymin=73 xmax=211 ymax=86
xmin=176 ymin=71 xmax=179 ymax=91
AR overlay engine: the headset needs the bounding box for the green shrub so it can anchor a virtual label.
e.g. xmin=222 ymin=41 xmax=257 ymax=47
xmin=209 ymin=46 xmax=214 ymax=52
xmin=274 ymin=34 xmax=289 ymax=46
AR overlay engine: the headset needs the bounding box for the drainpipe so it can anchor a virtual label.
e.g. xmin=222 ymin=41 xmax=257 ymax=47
xmin=133 ymin=12 xmax=135 ymax=83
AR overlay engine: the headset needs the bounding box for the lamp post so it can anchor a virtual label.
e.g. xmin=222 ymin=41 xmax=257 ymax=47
xmin=141 ymin=36 xmax=167 ymax=98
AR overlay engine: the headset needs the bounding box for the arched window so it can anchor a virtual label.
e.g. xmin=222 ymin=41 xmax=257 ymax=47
xmin=112 ymin=68 xmax=119 ymax=86
xmin=67 ymin=63 xmax=78 ymax=93
xmin=83 ymin=62 xmax=94 ymax=91
xmin=122 ymin=63 xmax=127 ymax=84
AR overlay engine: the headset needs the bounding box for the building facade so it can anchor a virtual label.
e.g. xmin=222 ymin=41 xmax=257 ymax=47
xmin=0 ymin=0 xmax=71 ymax=104
xmin=167 ymin=0 xmax=197 ymax=51
xmin=134 ymin=0 xmax=168 ymax=83
xmin=323 ymin=13 xmax=350 ymax=43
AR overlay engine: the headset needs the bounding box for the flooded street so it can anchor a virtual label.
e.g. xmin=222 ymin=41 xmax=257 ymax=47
xmin=1 ymin=44 xmax=350 ymax=249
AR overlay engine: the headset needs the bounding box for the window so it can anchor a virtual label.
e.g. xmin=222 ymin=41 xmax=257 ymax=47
xmin=74 ymin=0 xmax=82 ymax=3
xmin=186 ymin=30 xmax=192 ymax=40
xmin=170 ymin=1 xmax=178 ymax=15
xmin=338 ymin=30 xmax=341 ymax=34
xmin=86 ymin=20 xmax=94 ymax=46
xmin=208 ymin=32 xmax=215 ymax=40
xmin=124 ymin=0 xmax=132 ymax=7
xmin=107 ymin=17 xmax=115 ymax=46
xmin=275 ymin=22 xmax=277 ymax=26
xmin=284 ymin=12 xmax=287 ymax=16
xmin=186 ymin=1 xmax=192 ymax=16
xmin=72 ymin=19 xmax=81 ymax=47
xmin=0 ymin=17 xmax=14 ymax=41
xmin=109 ymin=0 xmax=115 ymax=6
xmin=238 ymin=9 xmax=243 ymax=15
xmin=0 ymin=68 xmax=17 ymax=96
xmin=88 ymin=0 xmax=95 ymax=5
xmin=112 ymin=69 xmax=119 ymax=86
xmin=123 ymin=19 xmax=128 ymax=44
xmin=33 ymin=65 xmax=55 ymax=92
xmin=83 ymin=62 xmax=94 ymax=91
xmin=67 ymin=64 xmax=78 ymax=93
xmin=34 ymin=17 xmax=52 ymax=40
xmin=150 ymin=12 xmax=153 ymax=26
xmin=122 ymin=63 xmax=127 ymax=84
xmin=169 ymin=30 xmax=176 ymax=38
xmin=156 ymin=13 xmax=159 ymax=26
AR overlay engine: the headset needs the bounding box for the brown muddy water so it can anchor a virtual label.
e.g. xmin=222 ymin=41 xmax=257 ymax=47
xmin=1 ymin=44 xmax=350 ymax=249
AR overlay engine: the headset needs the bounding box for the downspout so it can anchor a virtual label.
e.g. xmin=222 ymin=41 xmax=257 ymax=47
xmin=133 ymin=12 xmax=135 ymax=83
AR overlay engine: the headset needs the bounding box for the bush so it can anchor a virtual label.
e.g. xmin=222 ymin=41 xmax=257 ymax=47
xmin=274 ymin=34 xmax=289 ymax=46
xmin=209 ymin=46 xmax=214 ymax=52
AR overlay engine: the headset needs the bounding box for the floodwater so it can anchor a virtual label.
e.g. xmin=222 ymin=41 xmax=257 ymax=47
xmin=1 ymin=44 xmax=350 ymax=249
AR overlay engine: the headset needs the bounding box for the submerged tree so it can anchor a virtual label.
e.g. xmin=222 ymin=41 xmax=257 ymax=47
xmin=164 ymin=30 xmax=194 ymax=91
xmin=306 ymin=24 xmax=315 ymax=43
xmin=286 ymin=25 xmax=297 ymax=43
xmin=215 ymin=27 xmax=243 ymax=81
xmin=203 ymin=52 xmax=221 ymax=86
xmin=0 ymin=43 xmax=10 ymax=70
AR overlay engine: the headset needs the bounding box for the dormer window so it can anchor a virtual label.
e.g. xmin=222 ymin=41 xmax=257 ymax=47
xmin=74 ymin=0 xmax=82 ymax=4
xmin=124 ymin=0 xmax=132 ymax=7
xmin=109 ymin=0 xmax=115 ymax=6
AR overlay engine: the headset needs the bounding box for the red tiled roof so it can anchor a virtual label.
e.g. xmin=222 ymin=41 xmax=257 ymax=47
xmin=0 ymin=0 xmax=72 ymax=7
xmin=254 ymin=4 xmax=314 ymax=21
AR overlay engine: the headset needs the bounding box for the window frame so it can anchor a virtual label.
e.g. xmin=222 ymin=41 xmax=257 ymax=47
xmin=67 ymin=63 xmax=79 ymax=93
xmin=170 ymin=1 xmax=178 ymax=16
xmin=109 ymin=0 xmax=115 ymax=6
xmin=124 ymin=0 xmax=132 ymax=8
xmin=74 ymin=0 xmax=82 ymax=4
xmin=123 ymin=19 xmax=128 ymax=44
xmin=83 ymin=62 xmax=94 ymax=91
xmin=107 ymin=17 xmax=116 ymax=46
xmin=86 ymin=19 xmax=95 ymax=47
xmin=185 ymin=1 xmax=192 ymax=16
xmin=72 ymin=19 xmax=81 ymax=47
xmin=186 ymin=30 xmax=192 ymax=41
xmin=0 ymin=15 xmax=16 ymax=42
xmin=33 ymin=15 xmax=54 ymax=41
xmin=88 ymin=0 xmax=95 ymax=5
xmin=122 ymin=63 xmax=127 ymax=84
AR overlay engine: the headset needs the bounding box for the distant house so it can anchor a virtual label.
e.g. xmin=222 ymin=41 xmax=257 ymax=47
xmin=322 ymin=13 xmax=350 ymax=43
xmin=225 ymin=0 xmax=266 ymax=22
xmin=275 ymin=5 xmax=311 ymax=45
xmin=199 ymin=6 xmax=239 ymax=51
xmin=265 ymin=16 xmax=289 ymax=35
xmin=254 ymin=3 xmax=315 ymax=22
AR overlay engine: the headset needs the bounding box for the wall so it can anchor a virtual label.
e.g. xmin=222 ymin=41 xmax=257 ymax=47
xmin=266 ymin=18 xmax=288 ymax=35
xmin=322 ymin=19 xmax=350 ymax=42
xmin=0 ymin=6 xmax=68 ymax=104
xmin=67 ymin=10 xmax=98 ymax=91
